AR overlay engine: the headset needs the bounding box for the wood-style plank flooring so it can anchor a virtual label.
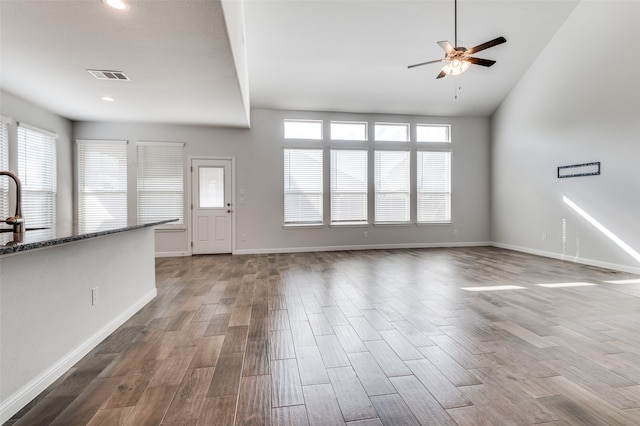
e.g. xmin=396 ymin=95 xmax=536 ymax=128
xmin=7 ymin=247 xmax=640 ymax=425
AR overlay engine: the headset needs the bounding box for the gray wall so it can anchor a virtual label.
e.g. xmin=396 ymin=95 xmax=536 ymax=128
xmin=491 ymin=1 xmax=640 ymax=273
xmin=0 ymin=90 xmax=74 ymax=233
xmin=75 ymin=109 xmax=491 ymax=255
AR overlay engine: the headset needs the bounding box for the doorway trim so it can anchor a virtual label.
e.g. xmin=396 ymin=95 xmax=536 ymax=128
xmin=189 ymin=156 xmax=236 ymax=255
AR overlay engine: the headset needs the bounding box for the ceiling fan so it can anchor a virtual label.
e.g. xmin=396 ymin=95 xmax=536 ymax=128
xmin=408 ymin=0 xmax=506 ymax=79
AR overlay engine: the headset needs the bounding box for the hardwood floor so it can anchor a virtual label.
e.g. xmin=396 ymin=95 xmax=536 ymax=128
xmin=7 ymin=247 xmax=640 ymax=425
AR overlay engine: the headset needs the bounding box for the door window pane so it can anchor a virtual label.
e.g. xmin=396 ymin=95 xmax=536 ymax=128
xmin=199 ymin=167 xmax=224 ymax=208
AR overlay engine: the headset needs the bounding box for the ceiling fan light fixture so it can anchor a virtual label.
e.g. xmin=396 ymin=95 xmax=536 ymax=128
xmin=442 ymin=59 xmax=471 ymax=76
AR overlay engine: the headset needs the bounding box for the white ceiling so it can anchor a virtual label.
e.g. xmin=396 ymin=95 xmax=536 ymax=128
xmin=0 ymin=0 xmax=580 ymax=128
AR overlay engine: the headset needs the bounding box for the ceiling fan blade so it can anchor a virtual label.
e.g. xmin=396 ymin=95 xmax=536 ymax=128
xmin=437 ymin=41 xmax=455 ymax=54
xmin=407 ymin=59 xmax=445 ymax=69
xmin=466 ymin=36 xmax=506 ymax=54
xmin=466 ymin=57 xmax=496 ymax=67
xmin=436 ymin=69 xmax=447 ymax=79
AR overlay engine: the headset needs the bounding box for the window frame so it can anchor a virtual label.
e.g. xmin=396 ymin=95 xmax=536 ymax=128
xmin=0 ymin=117 xmax=10 ymax=220
xmin=416 ymin=124 xmax=451 ymax=143
xmin=17 ymin=122 xmax=57 ymax=229
xmin=330 ymin=121 xmax=368 ymax=141
xmin=416 ymin=150 xmax=452 ymax=224
xmin=136 ymin=141 xmax=186 ymax=229
xmin=284 ymin=119 xmax=323 ymax=140
xmin=76 ymin=139 xmax=128 ymax=233
xmin=283 ymin=148 xmax=324 ymax=226
xmin=374 ymin=122 xmax=410 ymax=143
xmin=330 ymin=149 xmax=368 ymax=225
xmin=374 ymin=149 xmax=411 ymax=224
xmin=282 ymin=118 xmax=455 ymax=229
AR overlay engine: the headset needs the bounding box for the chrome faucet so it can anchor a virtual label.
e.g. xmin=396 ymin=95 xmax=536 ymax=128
xmin=0 ymin=171 xmax=25 ymax=235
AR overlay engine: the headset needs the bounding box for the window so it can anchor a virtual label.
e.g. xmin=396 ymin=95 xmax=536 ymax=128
xmin=137 ymin=142 xmax=185 ymax=225
xmin=331 ymin=121 xmax=367 ymax=141
xmin=374 ymin=122 xmax=409 ymax=142
xmin=17 ymin=123 xmax=57 ymax=228
xmin=375 ymin=151 xmax=410 ymax=222
xmin=284 ymin=120 xmax=323 ymax=140
xmin=77 ymin=140 xmax=128 ymax=233
xmin=0 ymin=118 xmax=9 ymax=219
xmin=417 ymin=151 xmax=451 ymax=223
xmin=284 ymin=149 xmax=323 ymax=224
xmin=417 ymin=124 xmax=450 ymax=143
xmin=331 ymin=150 xmax=367 ymax=224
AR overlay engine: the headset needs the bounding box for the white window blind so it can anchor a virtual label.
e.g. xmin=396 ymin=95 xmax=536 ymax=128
xmin=77 ymin=140 xmax=127 ymax=233
xmin=375 ymin=150 xmax=410 ymax=222
xmin=0 ymin=119 xmax=9 ymax=219
xmin=284 ymin=149 xmax=323 ymax=224
xmin=137 ymin=142 xmax=185 ymax=225
xmin=331 ymin=150 xmax=367 ymax=224
xmin=417 ymin=151 xmax=451 ymax=223
xmin=17 ymin=123 xmax=57 ymax=228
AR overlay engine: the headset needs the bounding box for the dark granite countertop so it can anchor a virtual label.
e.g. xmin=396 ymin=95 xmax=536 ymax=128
xmin=0 ymin=219 xmax=178 ymax=256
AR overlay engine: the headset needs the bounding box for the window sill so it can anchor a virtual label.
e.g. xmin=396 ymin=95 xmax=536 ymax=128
xmin=416 ymin=221 xmax=452 ymax=227
xmin=330 ymin=222 xmax=369 ymax=228
xmin=373 ymin=222 xmax=413 ymax=227
xmin=283 ymin=223 xmax=326 ymax=229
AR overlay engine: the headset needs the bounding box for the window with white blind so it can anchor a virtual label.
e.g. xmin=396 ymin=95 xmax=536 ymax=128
xmin=417 ymin=151 xmax=451 ymax=223
xmin=0 ymin=118 xmax=9 ymax=220
xmin=137 ymin=142 xmax=185 ymax=225
xmin=331 ymin=150 xmax=367 ymax=224
xmin=375 ymin=150 xmax=410 ymax=223
xmin=284 ymin=149 xmax=323 ymax=225
xmin=77 ymin=140 xmax=128 ymax=233
xmin=17 ymin=123 xmax=57 ymax=228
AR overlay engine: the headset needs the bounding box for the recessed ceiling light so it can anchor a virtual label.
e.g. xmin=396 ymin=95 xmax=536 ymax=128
xmin=101 ymin=96 xmax=115 ymax=102
xmin=103 ymin=0 xmax=130 ymax=11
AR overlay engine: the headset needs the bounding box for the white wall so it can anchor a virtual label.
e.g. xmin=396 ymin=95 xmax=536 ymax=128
xmin=75 ymin=108 xmax=491 ymax=255
xmin=0 ymin=90 xmax=74 ymax=233
xmin=491 ymin=1 xmax=640 ymax=273
xmin=0 ymin=227 xmax=157 ymax=423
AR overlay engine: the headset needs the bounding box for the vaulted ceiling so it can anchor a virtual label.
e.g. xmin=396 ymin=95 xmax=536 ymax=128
xmin=0 ymin=0 xmax=580 ymax=128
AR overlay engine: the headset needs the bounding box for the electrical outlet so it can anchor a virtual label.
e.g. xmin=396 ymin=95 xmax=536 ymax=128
xmin=453 ymin=229 xmax=458 ymax=236
xmin=542 ymin=233 xmax=548 ymax=242
xmin=91 ymin=287 xmax=99 ymax=305
xmin=363 ymin=231 xmax=368 ymax=238
xmin=241 ymin=234 xmax=246 ymax=241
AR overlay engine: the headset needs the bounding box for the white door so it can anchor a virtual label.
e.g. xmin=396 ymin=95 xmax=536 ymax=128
xmin=192 ymin=158 xmax=233 ymax=254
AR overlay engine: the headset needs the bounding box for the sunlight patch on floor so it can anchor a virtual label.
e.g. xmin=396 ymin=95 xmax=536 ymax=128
xmin=461 ymin=285 xmax=526 ymax=292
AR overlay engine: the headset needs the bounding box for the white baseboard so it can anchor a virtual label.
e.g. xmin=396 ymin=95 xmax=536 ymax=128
xmin=491 ymin=242 xmax=640 ymax=275
xmin=155 ymin=250 xmax=189 ymax=258
xmin=233 ymin=241 xmax=491 ymax=255
xmin=0 ymin=289 xmax=157 ymax=424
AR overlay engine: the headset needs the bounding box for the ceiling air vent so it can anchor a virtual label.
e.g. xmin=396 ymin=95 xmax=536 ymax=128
xmin=87 ymin=69 xmax=130 ymax=81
